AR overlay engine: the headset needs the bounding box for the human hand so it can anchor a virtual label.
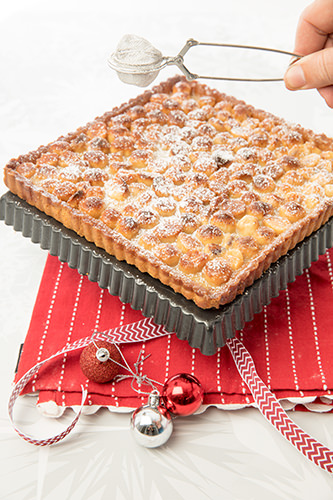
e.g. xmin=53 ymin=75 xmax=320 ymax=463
xmin=284 ymin=0 xmax=333 ymax=107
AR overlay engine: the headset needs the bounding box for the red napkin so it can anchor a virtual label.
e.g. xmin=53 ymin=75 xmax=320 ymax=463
xmin=15 ymin=251 xmax=333 ymax=414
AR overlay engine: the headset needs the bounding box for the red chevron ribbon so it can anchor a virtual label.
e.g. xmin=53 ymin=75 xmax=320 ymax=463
xmin=9 ymin=318 xmax=170 ymax=446
xmin=102 ymin=318 xmax=169 ymax=343
xmin=227 ymin=337 xmax=333 ymax=474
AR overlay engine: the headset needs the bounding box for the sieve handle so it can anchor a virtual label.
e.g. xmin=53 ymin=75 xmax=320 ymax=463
xmin=166 ymin=38 xmax=302 ymax=82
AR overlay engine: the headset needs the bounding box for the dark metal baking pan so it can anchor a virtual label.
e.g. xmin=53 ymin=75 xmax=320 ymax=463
xmin=1 ymin=190 xmax=333 ymax=355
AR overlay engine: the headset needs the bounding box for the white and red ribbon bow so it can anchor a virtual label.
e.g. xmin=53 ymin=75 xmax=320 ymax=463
xmin=9 ymin=318 xmax=333 ymax=474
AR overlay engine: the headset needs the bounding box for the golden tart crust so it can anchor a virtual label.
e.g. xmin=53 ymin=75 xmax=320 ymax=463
xmin=4 ymin=76 xmax=333 ymax=308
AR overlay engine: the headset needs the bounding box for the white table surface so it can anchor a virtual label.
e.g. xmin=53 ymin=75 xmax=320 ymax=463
xmin=1 ymin=1 xmax=333 ymax=498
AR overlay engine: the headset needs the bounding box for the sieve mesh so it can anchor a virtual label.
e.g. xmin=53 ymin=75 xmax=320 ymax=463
xmin=108 ymin=34 xmax=164 ymax=87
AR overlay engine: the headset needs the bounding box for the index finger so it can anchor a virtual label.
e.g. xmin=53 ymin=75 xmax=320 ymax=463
xmin=294 ymin=0 xmax=333 ymax=55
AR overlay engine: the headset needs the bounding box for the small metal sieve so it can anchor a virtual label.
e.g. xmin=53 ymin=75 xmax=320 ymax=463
xmin=108 ymin=34 xmax=301 ymax=87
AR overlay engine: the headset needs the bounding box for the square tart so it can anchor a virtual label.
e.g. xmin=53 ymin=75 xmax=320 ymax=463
xmin=4 ymin=75 xmax=333 ymax=309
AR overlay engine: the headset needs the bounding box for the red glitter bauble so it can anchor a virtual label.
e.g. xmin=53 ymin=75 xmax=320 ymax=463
xmin=161 ymin=373 xmax=204 ymax=416
xmin=79 ymin=341 xmax=121 ymax=383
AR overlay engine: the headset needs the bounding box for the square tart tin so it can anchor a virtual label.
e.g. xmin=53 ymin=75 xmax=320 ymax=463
xmin=1 ymin=190 xmax=333 ymax=355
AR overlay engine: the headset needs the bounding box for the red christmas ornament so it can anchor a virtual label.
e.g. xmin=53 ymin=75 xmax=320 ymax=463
xmin=161 ymin=373 xmax=204 ymax=416
xmin=80 ymin=341 xmax=121 ymax=383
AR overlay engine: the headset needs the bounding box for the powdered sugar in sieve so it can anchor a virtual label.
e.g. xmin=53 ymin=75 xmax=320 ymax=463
xmin=108 ymin=35 xmax=166 ymax=87
xmin=108 ymin=35 xmax=302 ymax=87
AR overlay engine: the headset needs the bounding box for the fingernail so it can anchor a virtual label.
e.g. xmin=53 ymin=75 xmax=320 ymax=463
xmin=285 ymin=64 xmax=306 ymax=89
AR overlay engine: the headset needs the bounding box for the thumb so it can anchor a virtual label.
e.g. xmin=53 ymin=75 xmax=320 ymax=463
xmin=284 ymin=46 xmax=333 ymax=90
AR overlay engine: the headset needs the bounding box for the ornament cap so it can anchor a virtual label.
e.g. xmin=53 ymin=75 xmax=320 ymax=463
xmin=95 ymin=347 xmax=110 ymax=362
xmin=148 ymin=389 xmax=160 ymax=408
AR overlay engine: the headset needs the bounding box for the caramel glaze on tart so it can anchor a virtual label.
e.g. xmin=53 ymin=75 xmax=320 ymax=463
xmin=4 ymin=75 xmax=333 ymax=308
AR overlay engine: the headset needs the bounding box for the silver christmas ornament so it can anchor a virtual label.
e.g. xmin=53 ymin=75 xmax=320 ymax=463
xmin=130 ymin=390 xmax=173 ymax=448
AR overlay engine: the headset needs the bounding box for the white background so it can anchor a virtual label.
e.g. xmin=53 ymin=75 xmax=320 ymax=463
xmin=1 ymin=1 xmax=333 ymax=498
